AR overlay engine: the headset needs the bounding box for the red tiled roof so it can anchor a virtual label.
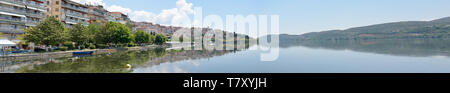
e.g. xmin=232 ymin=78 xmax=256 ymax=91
xmin=110 ymin=12 xmax=123 ymax=14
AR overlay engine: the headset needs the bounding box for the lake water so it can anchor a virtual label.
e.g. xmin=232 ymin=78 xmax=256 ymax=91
xmin=2 ymin=39 xmax=450 ymax=73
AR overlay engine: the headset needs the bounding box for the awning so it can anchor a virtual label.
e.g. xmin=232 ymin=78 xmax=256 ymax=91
xmin=0 ymin=11 xmax=26 ymax=18
xmin=0 ymin=1 xmax=25 ymax=8
xmin=26 ymin=6 xmax=46 ymax=12
xmin=65 ymin=21 xmax=77 ymax=25
xmin=0 ymin=39 xmax=17 ymax=47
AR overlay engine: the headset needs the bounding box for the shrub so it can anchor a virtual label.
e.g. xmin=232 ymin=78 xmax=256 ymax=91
xmin=88 ymin=44 xmax=96 ymax=49
xmin=127 ymin=42 xmax=137 ymax=47
xmin=17 ymin=42 xmax=30 ymax=49
xmin=79 ymin=45 xmax=86 ymax=49
xmin=155 ymin=34 xmax=167 ymax=45
xmin=96 ymin=44 xmax=107 ymax=49
xmin=34 ymin=48 xmax=46 ymax=53
xmin=59 ymin=46 xmax=68 ymax=51
xmin=63 ymin=42 xmax=74 ymax=50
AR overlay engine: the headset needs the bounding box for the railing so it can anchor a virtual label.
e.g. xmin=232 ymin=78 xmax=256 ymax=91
xmin=65 ymin=12 xmax=89 ymax=20
xmin=26 ymin=12 xmax=45 ymax=18
xmin=64 ymin=19 xmax=77 ymax=24
xmin=0 ymin=17 xmax=25 ymax=24
xmin=25 ymin=20 xmax=39 ymax=26
xmin=62 ymin=4 xmax=89 ymax=13
xmin=65 ymin=19 xmax=88 ymax=25
xmin=90 ymin=10 xmax=105 ymax=16
xmin=25 ymin=2 xmax=46 ymax=10
xmin=93 ymin=12 xmax=103 ymax=16
xmin=1 ymin=0 xmax=25 ymax=5
xmin=0 ymin=26 xmax=24 ymax=33
xmin=0 ymin=6 xmax=26 ymax=15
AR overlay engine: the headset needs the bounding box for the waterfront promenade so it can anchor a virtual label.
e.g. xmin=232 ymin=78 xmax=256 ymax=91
xmin=0 ymin=46 xmax=157 ymax=62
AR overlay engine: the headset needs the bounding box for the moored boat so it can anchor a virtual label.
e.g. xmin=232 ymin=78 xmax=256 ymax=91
xmin=72 ymin=51 xmax=94 ymax=55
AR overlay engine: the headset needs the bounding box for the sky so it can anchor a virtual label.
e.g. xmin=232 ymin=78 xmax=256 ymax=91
xmin=73 ymin=0 xmax=450 ymax=35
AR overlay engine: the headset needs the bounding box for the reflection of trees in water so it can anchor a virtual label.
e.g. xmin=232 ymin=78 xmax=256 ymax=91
xmin=14 ymin=47 xmax=247 ymax=73
xmin=136 ymin=48 xmax=243 ymax=69
xmin=1 ymin=58 xmax=66 ymax=73
xmin=1 ymin=61 xmax=34 ymax=73
xmin=278 ymin=39 xmax=450 ymax=57
xmin=154 ymin=48 xmax=167 ymax=57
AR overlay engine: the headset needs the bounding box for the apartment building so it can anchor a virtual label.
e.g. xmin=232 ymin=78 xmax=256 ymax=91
xmin=109 ymin=12 xmax=130 ymax=24
xmin=152 ymin=23 xmax=161 ymax=34
xmin=135 ymin=21 xmax=204 ymax=38
xmin=25 ymin=0 xmax=46 ymax=27
xmin=0 ymin=0 xmax=46 ymax=39
xmin=105 ymin=12 xmax=115 ymax=22
xmin=47 ymin=0 xmax=89 ymax=27
xmin=87 ymin=5 xmax=107 ymax=23
xmin=134 ymin=22 xmax=151 ymax=33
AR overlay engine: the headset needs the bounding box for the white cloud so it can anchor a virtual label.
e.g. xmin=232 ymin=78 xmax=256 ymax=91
xmin=73 ymin=0 xmax=196 ymax=26
xmin=176 ymin=0 xmax=194 ymax=14
xmin=106 ymin=5 xmax=133 ymax=14
xmin=132 ymin=10 xmax=156 ymax=22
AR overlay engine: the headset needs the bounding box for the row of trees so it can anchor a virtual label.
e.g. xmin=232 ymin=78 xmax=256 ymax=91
xmin=23 ymin=16 xmax=167 ymax=51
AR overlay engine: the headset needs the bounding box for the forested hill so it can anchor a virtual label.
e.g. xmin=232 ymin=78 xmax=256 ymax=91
xmin=298 ymin=17 xmax=450 ymax=40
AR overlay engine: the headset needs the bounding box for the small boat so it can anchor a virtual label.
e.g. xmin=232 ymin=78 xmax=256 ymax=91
xmin=72 ymin=51 xmax=94 ymax=55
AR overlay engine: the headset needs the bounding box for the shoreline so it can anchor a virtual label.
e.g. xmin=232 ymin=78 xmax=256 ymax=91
xmin=0 ymin=45 xmax=162 ymax=62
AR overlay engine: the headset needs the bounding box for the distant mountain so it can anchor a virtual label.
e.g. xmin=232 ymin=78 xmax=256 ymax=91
xmin=297 ymin=17 xmax=450 ymax=40
xmin=432 ymin=17 xmax=450 ymax=23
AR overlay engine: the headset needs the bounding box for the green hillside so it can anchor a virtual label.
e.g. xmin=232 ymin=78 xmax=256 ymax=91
xmin=299 ymin=17 xmax=450 ymax=40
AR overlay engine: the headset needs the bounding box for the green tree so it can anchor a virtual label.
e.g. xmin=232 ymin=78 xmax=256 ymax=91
xmin=134 ymin=30 xmax=151 ymax=45
xmin=179 ymin=35 xmax=184 ymax=42
xmin=149 ymin=34 xmax=155 ymax=44
xmin=125 ymin=22 xmax=134 ymax=31
xmin=89 ymin=22 xmax=111 ymax=45
xmin=69 ymin=23 xmax=89 ymax=49
xmin=106 ymin=22 xmax=133 ymax=46
xmin=24 ymin=16 xmax=67 ymax=51
xmin=0 ymin=32 xmax=3 ymax=39
xmin=155 ymin=34 xmax=167 ymax=45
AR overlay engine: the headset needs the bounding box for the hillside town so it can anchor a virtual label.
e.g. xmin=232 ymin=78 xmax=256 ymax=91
xmin=0 ymin=0 xmax=235 ymax=41
xmin=0 ymin=0 xmax=254 ymax=57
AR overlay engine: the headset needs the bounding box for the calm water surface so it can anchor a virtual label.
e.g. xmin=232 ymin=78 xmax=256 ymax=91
xmin=2 ymin=39 xmax=450 ymax=73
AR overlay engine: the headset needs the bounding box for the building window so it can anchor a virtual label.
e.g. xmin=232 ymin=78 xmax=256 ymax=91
xmin=56 ymin=1 xmax=59 ymax=5
xmin=55 ymin=8 xmax=59 ymax=12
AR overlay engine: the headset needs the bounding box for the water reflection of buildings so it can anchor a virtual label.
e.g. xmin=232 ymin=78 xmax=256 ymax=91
xmin=0 ymin=46 xmax=251 ymax=73
xmin=0 ymin=61 xmax=33 ymax=73
xmin=0 ymin=58 xmax=62 ymax=73
xmin=136 ymin=49 xmax=243 ymax=69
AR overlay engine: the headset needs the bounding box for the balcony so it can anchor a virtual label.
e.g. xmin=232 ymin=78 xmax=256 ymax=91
xmin=0 ymin=17 xmax=25 ymax=24
xmin=0 ymin=26 xmax=24 ymax=33
xmin=0 ymin=0 xmax=25 ymax=6
xmin=62 ymin=4 xmax=89 ymax=13
xmin=65 ymin=12 xmax=89 ymax=20
xmin=64 ymin=19 xmax=88 ymax=26
xmin=0 ymin=6 xmax=26 ymax=15
xmin=25 ymin=20 xmax=39 ymax=26
xmin=25 ymin=2 xmax=46 ymax=10
xmin=90 ymin=10 xmax=105 ymax=17
xmin=26 ymin=12 xmax=45 ymax=18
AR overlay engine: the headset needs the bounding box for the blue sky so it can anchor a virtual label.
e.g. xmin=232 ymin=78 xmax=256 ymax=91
xmin=77 ymin=0 xmax=450 ymax=35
